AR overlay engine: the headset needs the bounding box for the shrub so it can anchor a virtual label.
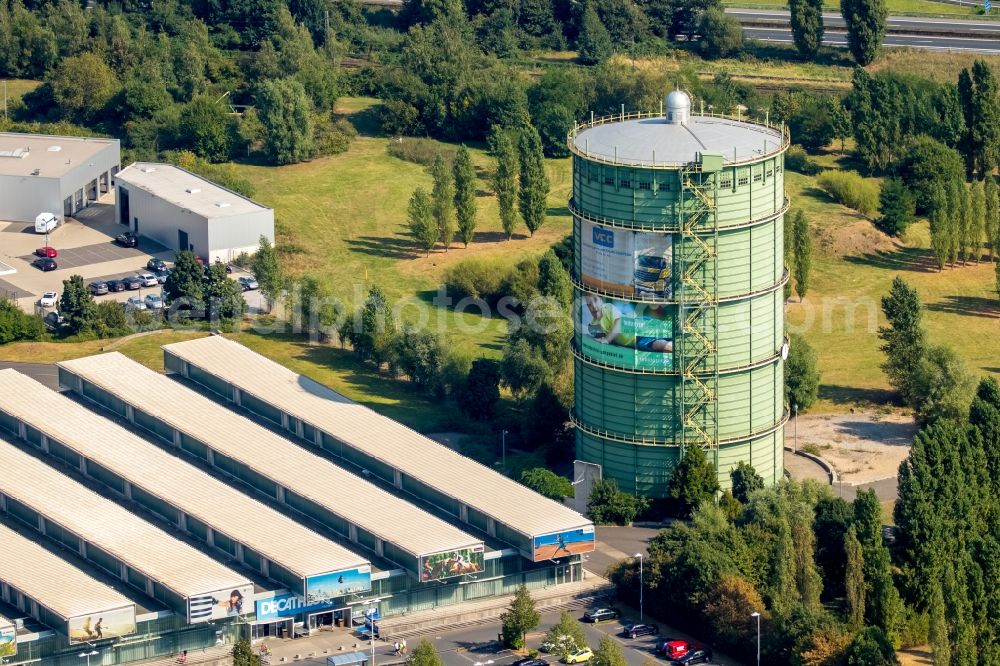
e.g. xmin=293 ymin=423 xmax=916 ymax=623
xmin=0 ymin=297 xmax=45 ymax=344
xmin=387 ymin=137 xmax=456 ymax=166
xmin=443 ymin=257 xmax=512 ymax=306
xmin=785 ymin=145 xmax=822 ymax=175
xmin=313 ymin=115 xmax=358 ymax=157
xmin=817 ymin=170 xmax=880 ymax=216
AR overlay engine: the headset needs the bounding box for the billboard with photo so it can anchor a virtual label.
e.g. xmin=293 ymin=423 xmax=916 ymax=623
xmin=187 ymin=583 xmax=255 ymax=623
xmin=419 ymin=546 xmax=485 ymax=582
xmin=580 ymin=295 xmax=674 ymax=370
xmin=532 ymin=526 xmax=596 ymax=562
xmin=0 ymin=622 xmax=15 ymax=658
xmin=68 ymin=606 xmax=136 ymax=644
xmin=580 ymin=222 xmax=673 ymax=299
xmin=305 ymin=566 xmax=371 ymax=603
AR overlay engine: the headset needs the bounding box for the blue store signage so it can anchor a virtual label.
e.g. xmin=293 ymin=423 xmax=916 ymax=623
xmin=256 ymin=593 xmax=340 ymax=621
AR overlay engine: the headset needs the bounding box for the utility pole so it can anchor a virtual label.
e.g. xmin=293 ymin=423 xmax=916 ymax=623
xmin=3 ymin=80 xmax=7 ymax=120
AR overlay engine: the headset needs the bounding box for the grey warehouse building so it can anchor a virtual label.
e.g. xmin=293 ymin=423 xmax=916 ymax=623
xmin=0 ymin=133 xmax=120 ymax=222
xmin=114 ymin=163 xmax=274 ymax=264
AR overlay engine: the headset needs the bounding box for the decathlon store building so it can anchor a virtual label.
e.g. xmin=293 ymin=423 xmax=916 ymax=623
xmin=0 ymin=338 xmax=594 ymax=666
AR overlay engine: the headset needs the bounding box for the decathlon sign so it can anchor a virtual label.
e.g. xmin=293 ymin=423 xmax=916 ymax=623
xmin=255 ymin=593 xmax=339 ymax=621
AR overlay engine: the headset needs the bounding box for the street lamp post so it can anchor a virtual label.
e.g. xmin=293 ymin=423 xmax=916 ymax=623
xmin=793 ymin=404 xmax=798 ymax=452
xmin=750 ymin=612 xmax=761 ymax=666
xmin=501 ymin=430 xmax=508 ymax=470
xmin=634 ymin=553 xmax=644 ymax=623
xmin=80 ymin=650 xmax=99 ymax=666
xmin=367 ymin=599 xmax=381 ymax=666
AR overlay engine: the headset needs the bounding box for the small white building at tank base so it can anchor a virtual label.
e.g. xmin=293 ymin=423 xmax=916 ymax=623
xmin=0 ymin=133 xmax=120 ymax=223
xmin=114 ymin=162 xmax=274 ymax=264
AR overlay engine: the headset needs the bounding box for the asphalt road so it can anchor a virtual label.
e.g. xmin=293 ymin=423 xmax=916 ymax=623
xmin=0 ymin=362 xmax=59 ymax=389
xmin=741 ymin=25 xmax=1000 ymax=53
xmin=726 ymin=9 xmax=1000 ymax=36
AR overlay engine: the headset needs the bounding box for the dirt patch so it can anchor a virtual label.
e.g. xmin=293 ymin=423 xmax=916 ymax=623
xmin=814 ymin=219 xmax=900 ymax=258
xmin=786 ymin=409 xmax=916 ymax=484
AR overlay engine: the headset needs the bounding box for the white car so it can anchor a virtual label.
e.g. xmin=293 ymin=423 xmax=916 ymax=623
xmin=138 ymin=273 xmax=158 ymax=287
xmin=38 ymin=291 xmax=58 ymax=308
xmin=144 ymin=294 xmax=164 ymax=310
xmin=125 ymin=296 xmax=147 ymax=311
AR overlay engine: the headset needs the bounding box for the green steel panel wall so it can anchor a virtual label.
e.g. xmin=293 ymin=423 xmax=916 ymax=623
xmin=572 ymin=157 xmax=784 ymax=229
xmin=575 ymin=359 xmax=783 ymax=441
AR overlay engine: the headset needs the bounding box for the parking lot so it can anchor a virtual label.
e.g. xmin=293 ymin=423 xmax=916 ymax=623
xmin=0 ymin=195 xmax=265 ymax=315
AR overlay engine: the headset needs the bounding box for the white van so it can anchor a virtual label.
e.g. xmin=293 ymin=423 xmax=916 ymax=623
xmin=34 ymin=212 xmax=58 ymax=234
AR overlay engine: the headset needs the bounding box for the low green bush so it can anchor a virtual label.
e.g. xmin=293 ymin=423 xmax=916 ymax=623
xmin=817 ymin=170 xmax=880 ymax=216
xmin=443 ymin=257 xmax=511 ymax=305
xmin=784 ymin=145 xmax=822 ymax=175
xmin=386 ymin=137 xmax=456 ymax=166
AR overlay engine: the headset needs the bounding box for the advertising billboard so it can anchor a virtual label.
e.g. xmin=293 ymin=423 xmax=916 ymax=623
xmin=67 ymin=606 xmax=136 ymax=644
xmin=187 ymin=583 xmax=255 ymax=623
xmin=0 ymin=622 xmax=15 ymax=658
xmin=580 ymin=222 xmax=673 ymax=299
xmin=419 ymin=546 xmax=485 ymax=582
xmin=305 ymin=566 xmax=372 ymax=603
xmin=532 ymin=526 xmax=596 ymax=562
xmin=580 ymin=295 xmax=674 ymax=370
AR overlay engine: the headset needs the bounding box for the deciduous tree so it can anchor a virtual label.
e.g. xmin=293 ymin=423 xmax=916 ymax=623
xmin=844 ymin=524 xmax=865 ymax=629
xmin=577 ymin=1 xmax=612 ymax=65
xmin=251 ymin=235 xmax=282 ymax=312
xmin=729 ymin=461 xmax=764 ymax=504
xmin=854 ymin=489 xmax=903 ymax=643
xmin=592 ymin=635 xmax=626 ymax=666
xmin=789 ymin=0 xmax=823 ymax=59
xmin=461 ymin=358 xmax=501 ymax=420
xmin=256 ymin=78 xmax=314 ymax=165
xmin=970 ymin=179 xmax=986 ymax=262
xmin=877 ymin=177 xmax=916 ymax=237
xmin=178 ymin=95 xmax=233 ymax=162
xmin=58 ymin=275 xmax=97 ymax=334
xmin=204 ymin=261 xmax=247 ymax=321
xmin=453 ymin=146 xmax=478 ymax=247
xmin=878 ymin=276 xmax=926 ymax=406
xmin=785 ymin=333 xmax=820 ymax=411
xmin=696 ymin=7 xmax=743 ymax=59
xmin=985 ymin=177 xmax=999 ymax=260
xmin=431 ymin=154 xmax=456 ymax=251
xmin=518 ymin=127 xmax=549 ymax=236
xmin=841 ymin=0 xmax=887 ymax=65
xmin=543 ymin=612 xmax=588 ymax=658
xmin=493 ymin=132 xmax=519 ymax=240
xmin=500 ymin=585 xmax=540 ymax=649
xmin=520 ymin=468 xmax=573 ymax=500
xmin=408 ymin=188 xmax=439 ymax=256
xmin=668 ymin=445 xmax=720 ymax=518
xmin=587 ymin=479 xmax=648 ymax=525
xmin=164 ymin=251 xmax=205 ymax=308
xmin=792 ymin=209 xmax=812 ymax=300
xmin=406 ymin=640 xmax=443 ymax=666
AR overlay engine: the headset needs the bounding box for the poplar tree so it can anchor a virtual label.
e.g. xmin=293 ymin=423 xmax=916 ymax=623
xmin=518 ymin=127 xmax=550 ymax=237
xmin=958 ymin=181 xmax=971 ymax=264
xmin=453 ymin=145 xmax=477 ymax=248
xmin=430 ymin=154 xmax=455 ymax=251
xmin=841 ymin=0 xmax=887 ymax=66
xmin=970 ymin=179 xmax=986 ymax=262
xmin=929 ymin=183 xmax=950 ymax=270
xmin=793 ymin=209 xmax=812 ymax=301
xmin=971 ymin=61 xmax=1000 ymax=177
xmin=929 ymin=581 xmax=951 ymax=666
xmin=784 ymin=212 xmax=794 ymax=300
xmin=791 ymin=503 xmax=823 ymax=611
xmin=789 ymin=0 xmax=824 ymax=59
xmin=985 ymin=177 xmax=999 ymax=261
xmin=854 ymin=489 xmax=903 ymax=643
xmin=844 ymin=524 xmax=865 ymax=630
xmin=577 ymin=1 xmax=612 ymax=65
xmin=407 ymin=187 xmax=439 ymax=256
xmin=878 ymin=277 xmax=926 ymax=406
xmin=493 ymin=133 xmax=518 ymax=240
xmin=947 ymin=178 xmax=963 ymax=266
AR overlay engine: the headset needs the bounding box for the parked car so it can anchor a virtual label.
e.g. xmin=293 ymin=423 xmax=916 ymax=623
xmin=115 ymin=232 xmax=138 ymax=247
xmin=657 ymin=640 xmax=689 ymax=660
xmin=621 ymin=623 xmax=658 ymax=639
xmin=146 ymin=258 xmax=167 ymax=272
xmin=89 ymin=281 xmax=109 ymax=296
xmin=138 ymin=272 xmax=158 ymax=287
xmin=121 ymin=275 xmax=142 ymax=290
xmin=154 ymin=270 xmax=170 ymax=284
xmin=511 ymin=659 xmax=546 ymax=666
xmin=671 ymin=647 xmax=713 ymax=665
xmin=38 ymin=291 xmax=58 ymax=308
xmin=562 ymin=648 xmax=593 ymax=664
xmin=238 ymin=276 xmax=259 ymax=291
xmin=582 ymin=608 xmax=620 ymax=623
xmin=106 ymin=279 xmax=126 ymax=293
xmin=125 ymin=296 xmax=147 ymax=311
xmin=33 ymin=257 xmax=57 ymax=271
xmin=144 ymin=294 xmax=164 ymax=310
xmin=43 ymin=311 xmax=65 ymax=331
xmin=34 ymin=246 xmax=58 ymax=258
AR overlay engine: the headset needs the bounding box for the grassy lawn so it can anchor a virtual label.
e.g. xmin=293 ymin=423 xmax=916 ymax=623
xmin=0 ymin=330 xmax=205 ymax=369
xmin=785 ymin=152 xmax=1000 ymax=412
xmin=2 ymin=79 xmax=40 ymax=107
xmin=230 ymin=97 xmax=574 ymax=360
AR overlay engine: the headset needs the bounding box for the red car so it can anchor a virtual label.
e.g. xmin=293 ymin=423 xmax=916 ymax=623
xmin=656 ymin=640 xmax=690 ymax=660
xmin=35 ymin=246 xmax=58 ymax=258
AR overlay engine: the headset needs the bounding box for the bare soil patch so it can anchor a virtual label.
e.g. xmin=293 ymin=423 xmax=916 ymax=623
xmin=786 ymin=409 xmax=917 ymax=484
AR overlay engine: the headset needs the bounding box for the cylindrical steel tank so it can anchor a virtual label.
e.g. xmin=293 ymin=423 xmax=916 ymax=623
xmin=568 ymin=92 xmax=790 ymax=497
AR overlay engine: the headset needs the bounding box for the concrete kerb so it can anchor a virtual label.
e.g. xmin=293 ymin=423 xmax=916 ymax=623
xmin=784 ymin=446 xmax=838 ymax=484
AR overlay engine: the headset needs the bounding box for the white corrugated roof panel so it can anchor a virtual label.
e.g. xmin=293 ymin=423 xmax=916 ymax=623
xmin=116 ymin=163 xmax=269 ymax=219
xmin=0 ymin=517 xmax=135 ymax=621
xmin=0 ymin=437 xmax=249 ymax=598
xmin=162 ymin=336 xmax=593 ymax=539
xmin=56 ymin=353 xmax=482 ymax=559
xmin=0 ymin=370 xmax=369 ymax=582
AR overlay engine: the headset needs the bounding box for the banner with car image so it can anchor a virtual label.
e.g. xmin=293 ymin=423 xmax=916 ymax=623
xmin=67 ymin=606 xmax=136 ymax=644
xmin=532 ymin=526 xmax=595 ymax=562
xmin=419 ymin=546 xmax=485 ymax=582
xmin=580 ymin=222 xmax=673 ymax=299
xmin=580 ymin=295 xmax=674 ymax=371
xmin=0 ymin=620 xmax=15 ymax=658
